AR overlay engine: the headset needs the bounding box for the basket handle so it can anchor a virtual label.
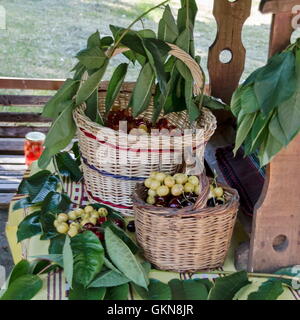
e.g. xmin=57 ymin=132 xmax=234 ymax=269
xmin=112 ymin=43 xmax=205 ymax=96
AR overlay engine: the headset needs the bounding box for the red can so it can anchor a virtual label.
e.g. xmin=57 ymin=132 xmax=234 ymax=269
xmin=24 ymin=132 xmax=45 ymax=167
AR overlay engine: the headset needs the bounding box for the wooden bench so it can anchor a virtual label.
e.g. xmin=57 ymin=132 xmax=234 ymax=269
xmin=0 ymin=78 xmax=64 ymax=208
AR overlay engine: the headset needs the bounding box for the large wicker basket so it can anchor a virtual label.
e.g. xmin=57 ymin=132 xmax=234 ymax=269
xmin=133 ymin=181 xmax=240 ymax=272
xmin=73 ymin=43 xmax=217 ymax=216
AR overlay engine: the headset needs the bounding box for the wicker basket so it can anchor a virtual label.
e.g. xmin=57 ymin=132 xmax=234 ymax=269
xmin=132 ymin=181 xmax=240 ymax=272
xmin=73 ymin=43 xmax=217 ymax=216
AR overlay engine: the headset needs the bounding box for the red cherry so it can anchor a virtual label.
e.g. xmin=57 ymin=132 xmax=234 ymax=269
xmin=112 ymin=219 xmax=124 ymax=229
xmin=95 ymin=231 xmax=104 ymax=241
xmin=156 ymin=118 xmax=169 ymax=130
xmin=97 ymin=217 xmax=108 ymax=225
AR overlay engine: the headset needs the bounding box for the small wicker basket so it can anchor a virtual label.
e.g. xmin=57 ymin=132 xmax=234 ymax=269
xmin=133 ymin=181 xmax=240 ymax=272
xmin=73 ymin=43 xmax=217 ymax=216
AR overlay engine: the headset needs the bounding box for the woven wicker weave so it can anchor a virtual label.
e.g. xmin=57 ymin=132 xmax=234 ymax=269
xmin=73 ymin=43 xmax=217 ymax=216
xmin=133 ymin=181 xmax=239 ymax=272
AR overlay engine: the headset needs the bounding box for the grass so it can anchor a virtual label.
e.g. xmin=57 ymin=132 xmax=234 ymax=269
xmin=0 ymin=0 xmax=272 ymax=94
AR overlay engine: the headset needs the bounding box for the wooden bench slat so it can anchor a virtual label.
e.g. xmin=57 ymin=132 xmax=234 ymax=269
xmin=0 ymin=138 xmax=25 ymax=154
xmin=0 ymin=95 xmax=52 ymax=106
xmin=0 ymin=77 xmax=64 ymax=90
xmin=0 ymin=193 xmax=14 ymax=209
xmin=0 ymin=184 xmax=19 ymax=192
xmin=0 ymin=164 xmax=27 ymax=171
xmin=0 ymin=112 xmax=51 ymax=123
xmin=0 ymin=126 xmax=49 ymax=138
xmin=0 ymin=155 xmax=25 ymax=164
xmin=0 ymin=176 xmax=22 ymax=182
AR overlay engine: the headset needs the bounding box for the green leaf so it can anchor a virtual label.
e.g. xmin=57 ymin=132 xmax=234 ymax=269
xmin=0 ymin=275 xmax=42 ymax=300
xmin=176 ymin=29 xmax=190 ymax=53
xmin=168 ymin=279 xmax=209 ymax=300
xmin=32 ymin=254 xmax=63 ymax=267
xmin=152 ymin=84 xmax=162 ymax=124
xmin=202 ymin=95 xmax=228 ymax=110
xmin=242 ymin=66 xmax=264 ymax=86
xmin=269 ymin=111 xmax=289 ymax=146
xmin=42 ymin=79 xmax=79 ymax=119
xmin=69 ymin=282 xmax=106 ymax=300
xmin=13 ymin=197 xmax=33 ymax=211
xmin=109 ymin=25 xmax=146 ymax=56
xmin=186 ymin=82 xmax=200 ymax=122
xmin=158 ymin=5 xmax=178 ymax=43
xmin=49 ymin=234 xmax=66 ymax=254
xmin=30 ymin=176 xmax=60 ymax=204
xmin=55 ymin=152 xmax=83 ymax=182
xmin=233 ymin=112 xmax=257 ymax=155
xmin=230 ymin=86 xmax=243 ymax=117
xmin=277 ymin=84 xmax=300 ymax=142
xmin=40 ymin=212 xmax=58 ymax=240
xmin=87 ymin=30 xmax=101 ymax=49
xmin=177 ymin=0 xmax=197 ymax=55
xmin=76 ymin=47 xmax=107 ymax=70
xmin=247 ymin=280 xmax=284 ymax=300
xmin=41 ymin=191 xmax=71 ymax=214
xmin=8 ymin=260 xmax=31 ymax=287
xmin=258 ymin=131 xmax=283 ymax=167
xmin=100 ymin=36 xmax=114 ymax=48
xmin=63 ymin=236 xmax=73 ymax=288
xmin=86 ymin=88 xmax=101 ymax=124
xmin=134 ymin=279 xmax=172 ymax=300
xmin=30 ymin=259 xmax=58 ymax=275
xmin=143 ymin=39 xmax=169 ymax=95
xmin=254 ymin=51 xmax=297 ymax=115
xmin=107 ymin=222 xmax=139 ymax=254
xmin=104 ymin=227 xmax=148 ymax=289
xmin=39 ymin=100 xmax=77 ymax=168
xmin=104 ymin=284 xmax=129 ymax=300
xmin=17 ymin=211 xmax=42 ymax=242
xmin=71 ymin=231 xmax=104 ymax=287
xmin=103 ymin=257 xmax=121 ymax=274
xmin=89 ymin=270 xmax=130 ymax=288
xmin=137 ymin=29 xmax=156 ymax=39
xmin=177 ymin=0 xmax=197 ymax=34
xmin=76 ymin=60 xmax=108 ymax=105
xmin=105 ymin=63 xmax=128 ymax=114
xmin=208 ymin=271 xmax=251 ymax=300
xmin=129 ymin=62 xmax=155 ymax=117
xmin=250 ymin=112 xmax=271 ymax=152
xmin=240 ymin=85 xmax=260 ymax=114
xmin=17 ymin=170 xmax=52 ymax=197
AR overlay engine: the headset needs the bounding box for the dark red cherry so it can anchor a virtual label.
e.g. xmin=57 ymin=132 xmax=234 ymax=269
xmin=155 ymin=196 xmax=169 ymax=207
xmin=127 ymin=221 xmax=136 ymax=233
xmin=113 ymin=219 xmax=125 ymax=229
xmin=207 ymin=198 xmax=216 ymax=207
xmin=169 ymin=197 xmax=182 ymax=208
xmin=98 ymin=217 xmax=108 ymax=225
xmin=95 ymin=231 xmax=104 ymax=241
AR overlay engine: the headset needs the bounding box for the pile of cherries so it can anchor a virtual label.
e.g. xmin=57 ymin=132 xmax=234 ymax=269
xmin=107 ymin=109 xmax=177 ymax=135
xmin=53 ymin=205 xmax=124 ymax=241
xmin=144 ymin=172 xmax=201 ymax=209
xmin=207 ymin=183 xmax=226 ymax=207
xmin=143 ymin=172 xmax=227 ymax=209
